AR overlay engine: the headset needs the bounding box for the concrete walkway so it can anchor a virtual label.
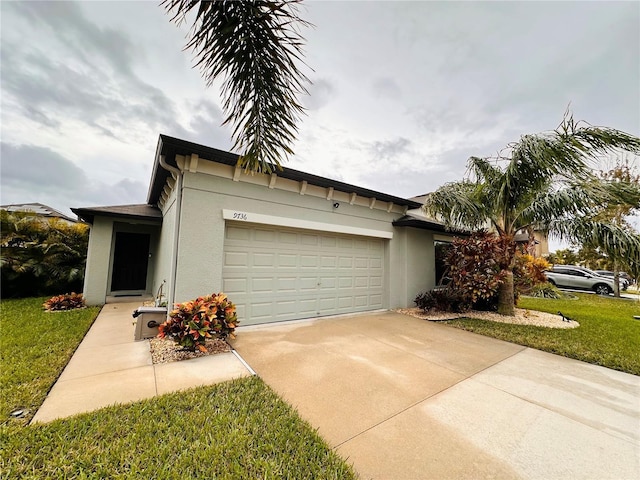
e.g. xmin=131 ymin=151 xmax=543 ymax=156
xmin=32 ymin=302 xmax=252 ymax=423
xmin=231 ymin=311 xmax=640 ymax=480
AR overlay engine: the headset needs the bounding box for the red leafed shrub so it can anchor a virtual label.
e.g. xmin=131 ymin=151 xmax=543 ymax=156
xmin=43 ymin=293 xmax=85 ymax=311
xmin=158 ymin=293 xmax=239 ymax=352
xmin=445 ymin=232 xmax=512 ymax=311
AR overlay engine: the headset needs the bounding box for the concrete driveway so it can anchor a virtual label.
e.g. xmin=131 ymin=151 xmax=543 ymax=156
xmin=231 ymin=311 xmax=639 ymax=480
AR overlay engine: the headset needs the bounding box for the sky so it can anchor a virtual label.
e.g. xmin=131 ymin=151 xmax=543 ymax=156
xmin=1 ymin=0 xmax=639 ymax=251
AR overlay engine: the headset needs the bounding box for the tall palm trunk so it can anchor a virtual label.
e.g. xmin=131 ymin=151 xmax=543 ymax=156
xmin=497 ymin=270 xmax=515 ymax=315
xmin=613 ymin=258 xmax=620 ymax=297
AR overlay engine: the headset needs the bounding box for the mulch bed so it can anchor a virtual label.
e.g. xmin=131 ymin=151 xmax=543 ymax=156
xmin=149 ymin=337 xmax=232 ymax=364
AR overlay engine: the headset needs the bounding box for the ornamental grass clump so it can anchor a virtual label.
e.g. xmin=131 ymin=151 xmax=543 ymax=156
xmin=43 ymin=293 xmax=85 ymax=311
xmin=158 ymin=293 xmax=238 ymax=352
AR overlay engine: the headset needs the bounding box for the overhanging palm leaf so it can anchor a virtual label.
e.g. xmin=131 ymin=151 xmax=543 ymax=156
xmin=163 ymin=0 xmax=310 ymax=173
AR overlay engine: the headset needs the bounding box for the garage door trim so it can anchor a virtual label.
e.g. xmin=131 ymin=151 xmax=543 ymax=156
xmin=222 ymin=209 xmax=393 ymax=239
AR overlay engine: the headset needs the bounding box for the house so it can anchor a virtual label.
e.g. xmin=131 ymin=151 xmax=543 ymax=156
xmin=1 ymin=202 xmax=78 ymax=225
xmin=72 ymin=135 xmax=455 ymax=326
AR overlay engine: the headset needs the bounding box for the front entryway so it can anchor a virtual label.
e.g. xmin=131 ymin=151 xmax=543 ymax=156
xmin=110 ymin=232 xmax=150 ymax=292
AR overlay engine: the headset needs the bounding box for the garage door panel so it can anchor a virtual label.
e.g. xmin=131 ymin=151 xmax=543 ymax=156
xmin=223 ymin=277 xmax=247 ymax=294
xmin=253 ymin=253 xmax=276 ymax=267
xmin=223 ymin=224 xmax=386 ymax=325
xmin=354 ymin=257 xmax=369 ymax=269
xmin=370 ymin=257 xmax=383 ymax=268
xmin=319 ymin=276 xmax=337 ymax=289
xmin=254 ymin=229 xmax=276 ymax=242
xmin=354 ymin=295 xmax=369 ymax=307
xmin=277 ymin=277 xmax=297 ymax=292
xmin=301 ymin=234 xmax=319 ymax=245
xmin=299 ymin=277 xmax=319 ymax=290
xmin=338 ymin=238 xmax=353 ymax=249
xmin=224 ymin=251 xmax=248 ymax=266
xmin=299 ymin=298 xmax=318 ymax=314
xmin=338 ymin=296 xmax=353 ymax=308
xmin=226 ymin=226 xmax=251 ymax=241
xmin=277 ymin=254 xmax=297 ymax=267
xmin=320 ymin=256 xmax=337 ymax=268
xmin=339 ymin=257 xmax=353 ymax=268
xmin=339 ymin=277 xmax=353 ymax=288
xmin=251 ymin=277 xmax=274 ymax=293
xmin=354 ymin=239 xmax=368 ymax=250
xmin=354 ymin=276 xmax=369 ymax=288
xmin=321 ymin=236 xmax=337 ymax=247
xmin=300 ymin=255 xmax=318 ymax=267
xmin=369 ymin=294 xmax=383 ymax=307
xmin=318 ymin=297 xmax=336 ymax=310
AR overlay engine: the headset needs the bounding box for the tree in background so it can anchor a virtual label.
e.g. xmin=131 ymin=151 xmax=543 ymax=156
xmin=162 ymin=0 xmax=310 ymax=173
xmin=546 ymin=248 xmax=580 ymax=266
xmin=424 ymin=113 xmax=640 ymax=315
xmin=588 ymin=159 xmax=639 ymax=295
xmin=1 ymin=211 xmax=89 ymax=298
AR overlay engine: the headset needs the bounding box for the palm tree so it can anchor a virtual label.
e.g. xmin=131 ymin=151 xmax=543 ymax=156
xmin=162 ymin=0 xmax=310 ymax=173
xmin=423 ymin=113 xmax=640 ymax=315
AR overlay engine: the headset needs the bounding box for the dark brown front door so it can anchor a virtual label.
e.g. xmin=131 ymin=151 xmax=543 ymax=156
xmin=111 ymin=232 xmax=150 ymax=291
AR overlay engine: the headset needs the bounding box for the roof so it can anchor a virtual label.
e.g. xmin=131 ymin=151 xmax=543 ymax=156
xmin=148 ymin=134 xmax=422 ymax=209
xmin=1 ymin=202 xmax=77 ymax=223
xmin=70 ymin=204 xmax=162 ymax=225
xmin=392 ymin=208 xmax=469 ymax=235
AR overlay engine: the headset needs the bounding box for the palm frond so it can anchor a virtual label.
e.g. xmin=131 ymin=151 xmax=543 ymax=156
xmin=423 ymin=181 xmax=494 ymax=231
xmin=549 ymin=218 xmax=640 ymax=268
xmin=162 ymin=0 xmax=311 ymax=173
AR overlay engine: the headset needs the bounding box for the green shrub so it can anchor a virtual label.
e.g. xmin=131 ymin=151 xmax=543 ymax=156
xmin=43 ymin=292 xmax=85 ymax=311
xmin=1 ymin=211 xmax=88 ymax=298
xmin=414 ymin=288 xmax=472 ymax=313
xmin=159 ymin=293 xmax=239 ymax=352
xmin=528 ymin=282 xmax=563 ymax=299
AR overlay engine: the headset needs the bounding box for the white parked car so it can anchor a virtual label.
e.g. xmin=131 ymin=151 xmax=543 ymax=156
xmin=544 ymin=265 xmax=615 ymax=295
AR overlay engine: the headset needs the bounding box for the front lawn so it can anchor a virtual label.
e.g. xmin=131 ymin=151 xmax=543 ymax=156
xmin=1 ymin=378 xmax=355 ymax=479
xmin=446 ymin=293 xmax=640 ymax=375
xmin=0 ymin=298 xmax=356 ymax=479
xmin=0 ymin=297 xmax=100 ymax=422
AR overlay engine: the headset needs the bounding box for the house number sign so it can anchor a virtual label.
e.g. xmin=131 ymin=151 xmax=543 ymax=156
xmin=231 ymin=211 xmax=248 ymax=221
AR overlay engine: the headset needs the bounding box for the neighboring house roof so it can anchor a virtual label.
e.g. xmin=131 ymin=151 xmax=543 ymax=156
xmin=1 ymin=202 xmax=77 ymax=223
xmin=408 ymin=193 xmax=430 ymax=204
xmin=71 ymin=204 xmax=162 ymax=225
xmin=148 ymin=134 xmax=422 ymax=209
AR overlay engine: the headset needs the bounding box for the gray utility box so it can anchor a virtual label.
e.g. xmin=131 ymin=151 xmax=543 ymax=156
xmin=133 ymin=306 xmax=167 ymax=341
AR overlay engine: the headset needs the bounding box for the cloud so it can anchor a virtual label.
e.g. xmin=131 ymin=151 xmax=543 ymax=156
xmin=370 ymin=137 xmax=412 ymax=163
xmin=0 ymin=2 xmax=188 ymax=145
xmin=0 ymin=143 xmax=147 ymax=213
xmin=371 ymin=77 xmax=401 ymax=100
xmin=304 ymin=78 xmax=336 ymax=111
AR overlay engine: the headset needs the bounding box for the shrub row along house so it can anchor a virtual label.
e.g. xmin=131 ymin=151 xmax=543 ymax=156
xmin=73 ymin=135 xmax=455 ymax=326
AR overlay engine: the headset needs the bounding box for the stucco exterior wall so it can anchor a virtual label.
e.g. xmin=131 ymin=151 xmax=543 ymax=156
xmin=170 ymin=171 xmax=436 ymax=309
xmin=152 ymin=187 xmax=178 ymax=305
xmin=82 ymin=217 xmax=114 ymax=305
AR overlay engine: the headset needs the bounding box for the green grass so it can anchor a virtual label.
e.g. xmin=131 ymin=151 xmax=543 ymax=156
xmin=0 ymin=297 xmax=100 ymax=423
xmin=0 ymin=298 xmax=356 ymax=479
xmin=1 ymin=378 xmax=355 ymax=479
xmin=446 ymin=293 xmax=640 ymax=375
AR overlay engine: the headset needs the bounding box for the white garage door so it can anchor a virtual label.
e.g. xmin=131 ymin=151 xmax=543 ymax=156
xmin=222 ymin=223 xmax=385 ymax=325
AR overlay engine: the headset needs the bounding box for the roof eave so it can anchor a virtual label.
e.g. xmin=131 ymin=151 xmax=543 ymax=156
xmin=147 ymin=134 xmax=422 ymax=209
